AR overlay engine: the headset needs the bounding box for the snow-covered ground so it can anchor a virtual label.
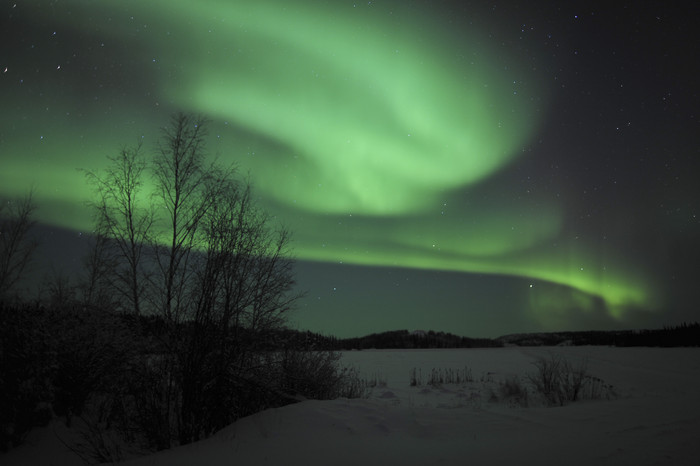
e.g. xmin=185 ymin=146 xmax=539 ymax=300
xmin=3 ymin=346 xmax=699 ymax=465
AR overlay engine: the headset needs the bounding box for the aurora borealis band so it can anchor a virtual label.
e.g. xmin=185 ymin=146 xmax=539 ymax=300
xmin=2 ymin=1 xmax=699 ymax=337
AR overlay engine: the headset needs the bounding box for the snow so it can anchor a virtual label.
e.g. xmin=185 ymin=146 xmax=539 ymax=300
xmin=3 ymin=346 xmax=699 ymax=465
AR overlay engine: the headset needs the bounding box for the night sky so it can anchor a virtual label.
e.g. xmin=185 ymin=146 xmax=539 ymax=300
xmin=2 ymin=1 xmax=698 ymax=337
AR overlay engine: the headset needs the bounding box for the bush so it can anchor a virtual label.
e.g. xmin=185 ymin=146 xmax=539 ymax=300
xmin=68 ymin=395 xmax=141 ymax=464
xmin=279 ymin=349 xmax=370 ymax=400
xmin=498 ymin=375 xmax=529 ymax=407
xmin=280 ymin=349 xmax=344 ymax=399
xmin=335 ymin=368 xmax=372 ymax=399
xmin=526 ymin=354 xmax=597 ymax=406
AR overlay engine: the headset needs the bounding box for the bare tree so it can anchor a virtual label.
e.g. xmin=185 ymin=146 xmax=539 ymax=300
xmin=175 ymin=180 xmax=299 ymax=442
xmin=85 ymin=145 xmax=153 ymax=314
xmin=149 ymin=113 xmax=223 ymax=323
xmin=197 ymin=181 xmax=296 ymax=339
xmin=86 ymin=113 xmax=301 ymax=448
xmin=0 ymin=191 xmax=38 ymax=300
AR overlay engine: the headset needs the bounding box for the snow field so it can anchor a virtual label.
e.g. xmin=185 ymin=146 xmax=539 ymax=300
xmin=3 ymin=346 xmax=699 ymax=465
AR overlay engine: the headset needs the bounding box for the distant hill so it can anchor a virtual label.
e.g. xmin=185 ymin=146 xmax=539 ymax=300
xmin=334 ymin=329 xmax=501 ymax=350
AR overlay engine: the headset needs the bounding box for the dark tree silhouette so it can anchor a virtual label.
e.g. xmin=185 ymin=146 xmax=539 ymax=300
xmin=85 ymin=145 xmax=153 ymax=315
xmin=85 ymin=113 xmax=301 ymax=448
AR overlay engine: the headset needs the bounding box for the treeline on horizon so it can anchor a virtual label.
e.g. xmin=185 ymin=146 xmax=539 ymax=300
xmin=326 ymin=329 xmax=502 ymax=350
xmin=282 ymin=323 xmax=700 ymax=350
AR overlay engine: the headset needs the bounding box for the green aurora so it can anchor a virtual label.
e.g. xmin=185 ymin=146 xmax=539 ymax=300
xmin=1 ymin=0 xmax=670 ymax=331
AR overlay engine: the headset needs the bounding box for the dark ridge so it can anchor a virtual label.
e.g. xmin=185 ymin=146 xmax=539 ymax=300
xmin=333 ymin=329 xmax=502 ymax=350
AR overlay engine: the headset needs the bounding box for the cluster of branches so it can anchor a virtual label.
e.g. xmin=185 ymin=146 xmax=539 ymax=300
xmin=78 ymin=113 xmax=303 ymax=449
xmin=1 ymin=113 xmax=359 ymax=461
